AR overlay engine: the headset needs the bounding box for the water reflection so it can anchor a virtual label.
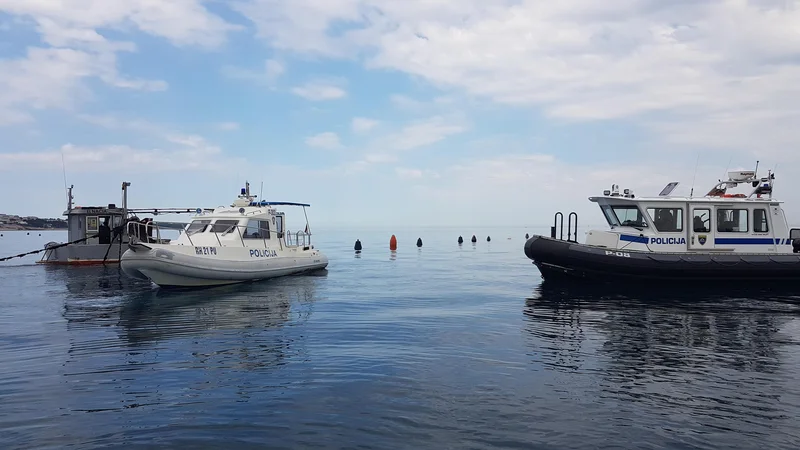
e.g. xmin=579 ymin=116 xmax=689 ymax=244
xmin=525 ymin=281 xmax=800 ymax=372
xmin=117 ymin=278 xmax=319 ymax=346
xmin=36 ymin=265 xmax=331 ymax=425
xmin=44 ymin=264 xmax=149 ymax=298
xmin=523 ymin=280 xmax=800 ymax=443
xmin=46 ymin=265 xmax=326 ymax=369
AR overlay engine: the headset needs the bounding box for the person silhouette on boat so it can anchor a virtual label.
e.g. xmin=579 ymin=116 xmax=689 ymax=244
xmin=98 ymin=218 xmax=111 ymax=244
xmin=654 ymin=209 xmax=674 ymax=232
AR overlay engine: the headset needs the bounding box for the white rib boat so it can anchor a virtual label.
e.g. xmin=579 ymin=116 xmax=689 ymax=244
xmin=120 ymin=183 xmax=328 ymax=287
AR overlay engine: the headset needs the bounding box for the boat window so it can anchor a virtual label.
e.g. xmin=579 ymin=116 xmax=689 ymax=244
xmin=186 ymin=219 xmax=211 ymax=235
xmin=210 ymin=219 xmax=240 ymax=234
xmin=609 ymin=205 xmax=648 ymax=228
xmin=600 ymin=205 xmax=620 ymax=227
xmin=754 ymin=208 xmax=769 ymax=233
xmin=243 ymin=219 xmax=271 ymax=239
xmin=646 ymin=207 xmax=683 ymax=232
xmin=692 ymin=209 xmax=711 ymax=232
xmin=275 ymin=215 xmax=284 ymax=237
xmin=717 ymin=209 xmax=748 ymax=233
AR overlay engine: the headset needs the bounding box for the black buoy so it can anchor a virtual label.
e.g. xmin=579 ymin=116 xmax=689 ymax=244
xmin=486 ymin=236 xmax=491 ymax=242
xmin=416 ymin=238 xmax=423 ymax=247
xmin=525 ymin=233 xmax=529 ymax=239
xmin=471 ymin=235 xmax=477 ymax=243
xmin=458 ymin=236 xmax=463 ymax=244
xmin=354 ymin=239 xmax=362 ymax=252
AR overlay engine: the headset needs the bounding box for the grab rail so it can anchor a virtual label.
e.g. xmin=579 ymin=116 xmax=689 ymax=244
xmin=551 ymin=211 xmax=578 ymax=243
xmin=552 ymin=212 xmax=563 ymax=239
xmin=126 ymin=221 xmax=166 ymax=244
xmin=285 ymin=230 xmax=309 ymax=247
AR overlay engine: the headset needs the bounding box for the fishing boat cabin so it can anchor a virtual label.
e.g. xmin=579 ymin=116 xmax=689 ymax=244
xmin=39 ymin=182 xmax=209 ymax=264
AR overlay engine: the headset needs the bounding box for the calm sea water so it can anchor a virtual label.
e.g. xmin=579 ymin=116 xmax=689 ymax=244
xmin=2 ymin=227 xmax=800 ymax=449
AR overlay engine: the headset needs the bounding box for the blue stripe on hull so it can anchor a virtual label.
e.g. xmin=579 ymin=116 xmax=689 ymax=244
xmin=620 ymin=235 xmax=648 ymax=244
xmin=619 ymin=235 xmax=794 ymax=246
xmin=715 ymin=238 xmax=792 ymax=245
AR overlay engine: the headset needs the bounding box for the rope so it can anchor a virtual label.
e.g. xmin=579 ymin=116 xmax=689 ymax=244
xmin=0 ymin=233 xmax=100 ymax=262
xmin=103 ymin=225 xmax=126 ymax=263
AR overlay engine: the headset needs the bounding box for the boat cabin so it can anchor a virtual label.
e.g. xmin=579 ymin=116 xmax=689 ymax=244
xmin=66 ymin=204 xmax=127 ymax=245
xmin=59 ymin=185 xmax=128 ymax=246
xmin=39 ymin=181 xmax=213 ymax=265
xmin=61 ymin=184 xmax=173 ymax=247
xmin=584 ymin=169 xmax=797 ymax=254
xmin=164 ymin=184 xmax=312 ymax=251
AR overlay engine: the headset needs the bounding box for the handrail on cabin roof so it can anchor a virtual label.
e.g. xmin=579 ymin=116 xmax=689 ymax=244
xmin=248 ymin=201 xmax=311 ymax=207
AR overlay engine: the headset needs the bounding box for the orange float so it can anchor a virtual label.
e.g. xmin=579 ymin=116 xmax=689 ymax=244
xmin=389 ymin=234 xmax=397 ymax=251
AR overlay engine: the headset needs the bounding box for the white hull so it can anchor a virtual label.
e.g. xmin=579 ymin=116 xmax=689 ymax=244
xmin=120 ymin=243 xmax=328 ymax=287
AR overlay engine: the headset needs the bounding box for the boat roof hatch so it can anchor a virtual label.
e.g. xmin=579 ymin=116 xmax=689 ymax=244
xmin=658 ymin=182 xmax=680 ymax=197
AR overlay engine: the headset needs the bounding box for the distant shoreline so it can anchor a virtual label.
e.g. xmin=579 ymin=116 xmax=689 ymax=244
xmin=0 ymin=226 xmax=67 ymax=231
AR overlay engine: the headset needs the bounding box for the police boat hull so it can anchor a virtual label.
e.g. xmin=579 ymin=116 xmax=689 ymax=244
xmin=121 ymin=242 xmax=329 ymax=287
xmin=524 ymin=235 xmax=800 ymax=283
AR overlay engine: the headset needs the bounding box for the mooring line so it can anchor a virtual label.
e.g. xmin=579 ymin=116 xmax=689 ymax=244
xmin=0 ymin=233 xmax=100 ymax=262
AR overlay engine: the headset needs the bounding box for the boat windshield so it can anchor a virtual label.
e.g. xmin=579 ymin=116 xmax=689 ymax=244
xmin=186 ymin=219 xmax=211 ymax=235
xmin=601 ymin=204 xmax=649 ymax=229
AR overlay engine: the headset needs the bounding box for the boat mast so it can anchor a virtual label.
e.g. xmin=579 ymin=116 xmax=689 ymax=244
xmin=122 ymin=181 xmax=131 ymax=218
xmin=66 ymin=184 xmax=74 ymax=211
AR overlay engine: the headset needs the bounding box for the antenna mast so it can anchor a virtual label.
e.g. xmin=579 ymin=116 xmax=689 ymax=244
xmin=690 ymin=153 xmax=700 ymax=198
xmin=61 ymin=149 xmax=69 ymax=208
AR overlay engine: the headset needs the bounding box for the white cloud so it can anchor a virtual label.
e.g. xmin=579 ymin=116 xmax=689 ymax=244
xmin=0 ymin=140 xmax=232 ymax=173
xmin=291 ymin=82 xmax=347 ymax=100
xmin=0 ymin=0 xmax=237 ymax=124
xmin=305 ymin=131 xmax=343 ymax=149
xmin=221 ymin=58 xmax=285 ymax=87
xmin=400 ymin=153 xmax=800 ymax=226
xmin=0 ymin=47 xmax=167 ymax=126
xmin=389 ymin=94 xmax=425 ymax=110
xmin=363 ymin=153 xmax=397 ymax=163
xmin=265 ymin=59 xmax=285 ymax=80
xmin=352 ymin=117 xmax=378 ymax=133
xmin=166 ymin=134 xmax=208 ymax=147
xmin=215 ymin=121 xmax=241 ymax=131
xmin=232 ymin=0 xmax=363 ymax=56
xmin=395 ymin=167 xmax=423 ymax=179
xmin=0 ymin=0 xmax=240 ymax=49
xmin=235 ymin=0 xmax=800 ymax=157
xmin=385 ymin=115 xmax=466 ymax=151
xmin=76 ymin=114 xmax=163 ymax=134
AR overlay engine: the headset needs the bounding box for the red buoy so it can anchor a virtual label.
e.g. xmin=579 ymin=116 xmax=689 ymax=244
xmin=389 ymin=234 xmax=397 ymax=251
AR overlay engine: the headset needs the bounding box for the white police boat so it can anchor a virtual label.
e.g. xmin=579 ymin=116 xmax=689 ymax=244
xmin=120 ymin=183 xmax=328 ymax=287
xmin=524 ymin=165 xmax=800 ymax=283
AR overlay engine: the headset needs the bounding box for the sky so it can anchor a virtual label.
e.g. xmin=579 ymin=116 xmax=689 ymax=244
xmin=1 ymin=0 xmax=799 ymax=228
